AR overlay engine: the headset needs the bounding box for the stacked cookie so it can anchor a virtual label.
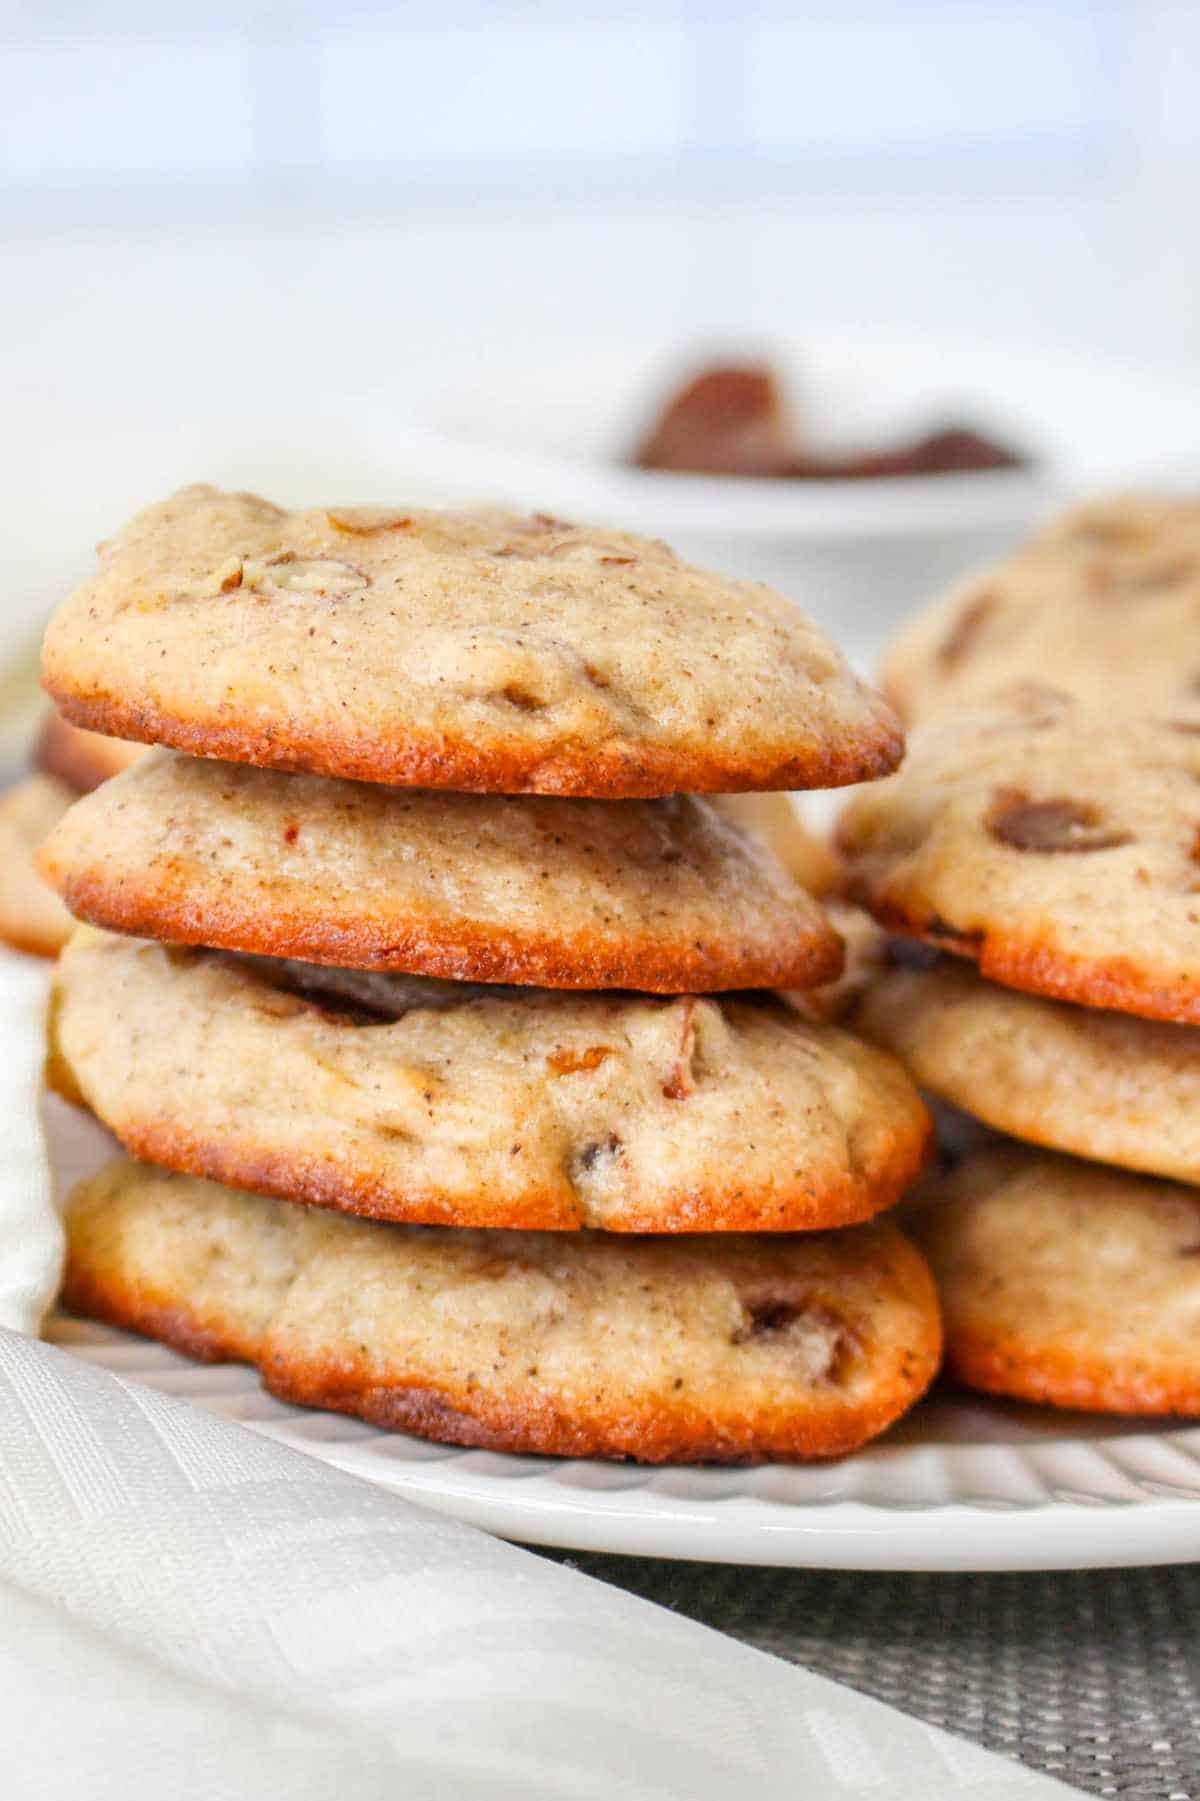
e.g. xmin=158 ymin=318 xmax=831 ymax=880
xmin=842 ymin=493 xmax=1200 ymax=1416
xmin=0 ymin=715 xmax=835 ymax=961
xmin=38 ymin=484 xmax=939 ymax=1463
xmin=879 ymin=491 xmax=1200 ymax=727
xmin=0 ymin=716 xmax=139 ymax=957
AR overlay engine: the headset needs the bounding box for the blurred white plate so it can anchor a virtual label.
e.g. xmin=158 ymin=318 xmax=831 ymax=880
xmin=16 ymin=333 xmax=1197 ymax=665
xmin=379 ymin=327 xmax=1200 ymax=526
xmin=379 ymin=330 xmax=1048 ymax=534
xmin=46 ymin=1102 xmax=1200 ymax=1572
xmin=360 ymin=329 xmax=1200 ymax=642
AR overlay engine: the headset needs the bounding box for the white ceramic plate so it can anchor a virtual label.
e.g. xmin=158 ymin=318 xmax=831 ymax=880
xmin=356 ymin=329 xmax=1200 ymax=642
xmin=47 ymin=1103 xmax=1200 ymax=1571
xmin=46 ymin=1315 xmax=1200 ymax=1570
xmin=376 ymin=328 xmax=1200 ymax=529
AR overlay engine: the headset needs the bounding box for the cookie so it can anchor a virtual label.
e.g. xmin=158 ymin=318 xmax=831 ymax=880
xmin=52 ymin=927 xmax=931 ymax=1232
xmin=881 ymin=492 xmax=1200 ymax=724
xmin=710 ymin=791 xmax=841 ymax=895
xmin=907 ymin=1141 xmax=1200 ymax=1414
xmin=0 ymin=775 xmax=76 ymax=957
xmin=40 ymin=485 xmax=902 ymax=797
xmin=837 ymin=695 xmax=1200 ymax=1022
xmin=856 ymin=954 xmax=1200 ymax=1185
xmin=33 ymin=712 xmax=142 ymax=795
xmin=785 ymin=904 xmax=884 ymax=1024
xmin=37 ymin=748 xmax=842 ymax=992
xmin=0 ymin=716 xmax=142 ymax=959
xmin=62 ymin=1156 xmax=941 ymax=1462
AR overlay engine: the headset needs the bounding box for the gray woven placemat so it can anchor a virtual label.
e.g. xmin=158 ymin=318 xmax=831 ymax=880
xmin=540 ymin=1553 xmax=1200 ymax=1800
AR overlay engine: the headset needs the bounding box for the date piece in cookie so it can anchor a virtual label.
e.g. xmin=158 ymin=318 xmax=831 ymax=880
xmin=838 ymin=697 xmax=1200 ymax=1023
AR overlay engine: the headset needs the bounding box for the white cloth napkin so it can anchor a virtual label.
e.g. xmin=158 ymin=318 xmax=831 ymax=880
xmin=0 ymin=951 xmax=59 ymax=1332
xmin=0 ymin=947 xmax=1079 ymax=1799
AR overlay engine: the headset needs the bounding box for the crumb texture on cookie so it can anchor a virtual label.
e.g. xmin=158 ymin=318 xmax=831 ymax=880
xmin=62 ymin=1156 xmax=942 ymax=1462
xmin=41 ymin=485 xmax=903 ymax=796
xmin=881 ymin=492 xmax=1200 ymax=725
xmin=52 ymin=928 xmax=931 ymax=1233
xmin=0 ymin=775 xmax=77 ymax=957
xmin=907 ymin=1142 xmax=1200 ymax=1414
xmin=857 ymin=957 xmax=1200 ymax=1184
xmin=837 ymin=696 xmax=1200 ymax=1022
xmin=37 ymin=748 xmax=842 ymax=992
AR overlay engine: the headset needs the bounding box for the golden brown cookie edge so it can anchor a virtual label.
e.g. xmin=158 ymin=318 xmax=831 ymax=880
xmin=62 ymin=1094 xmax=931 ymax=1236
xmin=43 ymin=682 xmax=905 ymax=799
xmin=61 ymin=1189 xmax=942 ymax=1462
xmin=842 ymin=882 xmax=1200 ymax=1025
xmin=39 ymin=851 xmax=847 ymax=994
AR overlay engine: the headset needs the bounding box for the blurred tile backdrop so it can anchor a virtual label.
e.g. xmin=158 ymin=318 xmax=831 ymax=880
xmin=3 ymin=2 xmax=1196 ymax=353
xmin=2 ymin=1 xmax=1197 ymax=639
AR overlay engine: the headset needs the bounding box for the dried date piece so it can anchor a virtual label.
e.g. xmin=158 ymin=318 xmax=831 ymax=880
xmin=632 ymin=361 xmax=1027 ymax=480
xmin=633 ymin=365 xmax=794 ymax=477
xmin=786 ymin=426 xmax=1025 ymax=481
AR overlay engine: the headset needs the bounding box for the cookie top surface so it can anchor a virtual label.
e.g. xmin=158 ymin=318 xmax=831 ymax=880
xmin=881 ymin=492 xmax=1200 ymax=725
xmin=857 ymin=954 xmax=1200 ymax=1184
xmin=837 ymin=694 xmax=1200 ymax=1022
xmin=63 ymin=1156 xmax=941 ymax=1462
xmin=907 ymin=1141 xmax=1200 ymax=1414
xmin=53 ymin=927 xmax=931 ymax=1233
xmin=38 ymin=747 xmax=842 ymax=992
xmin=0 ymin=775 xmax=75 ymax=958
xmin=33 ymin=713 xmax=142 ymax=796
xmin=41 ymin=485 xmax=902 ymax=797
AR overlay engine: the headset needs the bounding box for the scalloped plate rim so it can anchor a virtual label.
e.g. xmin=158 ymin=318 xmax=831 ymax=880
xmin=48 ymin=1315 xmax=1200 ymax=1570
